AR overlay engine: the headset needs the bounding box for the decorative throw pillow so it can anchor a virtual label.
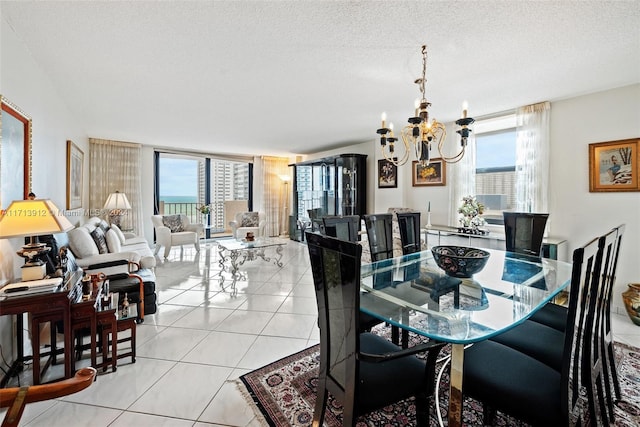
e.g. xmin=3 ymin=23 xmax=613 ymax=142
xmin=110 ymin=224 xmax=127 ymax=244
xmin=98 ymin=219 xmax=110 ymax=234
xmin=68 ymin=227 xmax=99 ymax=258
xmin=163 ymin=214 xmax=184 ymax=233
xmin=90 ymin=227 xmax=109 ymax=254
xmin=105 ymin=228 xmax=122 ymax=253
xmin=240 ymin=212 xmax=259 ymax=227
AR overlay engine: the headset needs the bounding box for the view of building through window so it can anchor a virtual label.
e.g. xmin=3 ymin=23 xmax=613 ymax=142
xmin=157 ymin=153 xmax=250 ymax=232
xmin=475 ymin=123 xmax=517 ymax=224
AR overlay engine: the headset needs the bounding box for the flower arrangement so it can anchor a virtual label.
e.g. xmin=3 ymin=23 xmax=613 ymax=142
xmin=458 ymin=195 xmax=486 ymax=230
xmin=198 ymin=204 xmax=211 ymax=215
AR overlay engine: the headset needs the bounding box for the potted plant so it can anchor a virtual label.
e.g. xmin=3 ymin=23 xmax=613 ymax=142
xmin=198 ymin=204 xmax=211 ymax=224
xmin=457 ymin=195 xmax=487 ymax=235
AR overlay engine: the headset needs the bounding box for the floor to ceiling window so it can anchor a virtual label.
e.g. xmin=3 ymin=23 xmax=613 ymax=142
xmin=155 ymin=151 xmax=252 ymax=234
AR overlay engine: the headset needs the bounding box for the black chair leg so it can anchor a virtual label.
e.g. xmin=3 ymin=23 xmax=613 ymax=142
xmin=312 ymin=381 xmax=328 ymax=427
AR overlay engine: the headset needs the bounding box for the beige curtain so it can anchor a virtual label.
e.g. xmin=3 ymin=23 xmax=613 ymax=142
xmin=260 ymin=156 xmax=290 ymax=237
xmin=89 ymin=139 xmax=143 ymax=234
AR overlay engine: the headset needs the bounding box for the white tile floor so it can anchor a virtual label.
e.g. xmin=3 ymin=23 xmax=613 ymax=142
xmin=4 ymin=240 xmax=640 ymax=426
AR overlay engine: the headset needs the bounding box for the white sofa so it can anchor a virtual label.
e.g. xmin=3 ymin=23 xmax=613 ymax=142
xmin=67 ymin=217 xmax=156 ymax=270
xmin=151 ymin=214 xmax=203 ymax=258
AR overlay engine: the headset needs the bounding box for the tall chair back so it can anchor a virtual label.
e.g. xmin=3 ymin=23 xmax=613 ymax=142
xmin=305 ymin=231 xmax=445 ymax=426
xmin=503 ymin=212 xmax=549 ymax=256
xmin=363 ymin=214 xmax=394 ymax=261
xmin=396 ymin=212 xmax=421 ymax=254
xmin=592 ymin=224 xmax=625 ymax=418
xmin=561 ymin=232 xmax=611 ymax=425
xmin=322 ymin=215 xmax=360 ymax=242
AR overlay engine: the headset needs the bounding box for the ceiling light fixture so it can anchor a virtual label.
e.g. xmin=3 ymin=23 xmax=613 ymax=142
xmin=376 ymin=45 xmax=475 ymax=166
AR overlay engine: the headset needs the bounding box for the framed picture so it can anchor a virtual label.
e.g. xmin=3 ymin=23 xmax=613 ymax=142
xmin=378 ymin=159 xmax=397 ymax=188
xmin=0 ymin=95 xmax=32 ymax=209
xmin=589 ymin=138 xmax=639 ymax=192
xmin=412 ymin=159 xmax=446 ymax=186
xmin=66 ymin=140 xmax=84 ymax=209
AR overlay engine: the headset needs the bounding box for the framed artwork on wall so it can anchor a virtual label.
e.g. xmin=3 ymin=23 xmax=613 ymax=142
xmin=66 ymin=140 xmax=84 ymax=209
xmin=589 ymin=138 xmax=639 ymax=192
xmin=0 ymin=95 xmax=32 ymax=209
xmin=378 ymin=159 xmax=397 ymax=188
xmin=412 ymin=158 xmax=446 ymax=186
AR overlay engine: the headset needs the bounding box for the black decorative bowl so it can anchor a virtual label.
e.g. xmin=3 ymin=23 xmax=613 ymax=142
xmin=431 ymin=246 xmax=491 ymax=278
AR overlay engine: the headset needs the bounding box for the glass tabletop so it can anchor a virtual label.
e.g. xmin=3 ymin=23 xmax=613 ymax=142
xmin=359 ymin=248 xmax=573 ymax=344
xmin=215 ymin=237 xmax=289 ymax=251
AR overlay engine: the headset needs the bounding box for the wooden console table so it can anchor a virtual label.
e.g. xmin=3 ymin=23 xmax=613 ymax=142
xmin=0 ymin=287 xmax=75 ymax=386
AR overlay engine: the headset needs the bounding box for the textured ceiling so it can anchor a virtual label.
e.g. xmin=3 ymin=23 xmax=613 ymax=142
xmin=2 ymin=1 xmax=639 ymax=157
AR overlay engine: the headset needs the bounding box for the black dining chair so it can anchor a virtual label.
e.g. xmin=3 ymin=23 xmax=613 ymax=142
xmin=396 ymin=211 xmax=422 ymax=255
xmin=305 ymin=232 xmax=444 ymax=427
xmin=522 ymin=224 xmax=625 ymax=415
xmin=363 ymin=214 xmax=394 ymax=261
xmin=462 ymin=230 xmax=616 ymax=426
xmin=322 ymin=215 xmax=361 ymax=242
xmin=503 ymin=212 xmax=549 ymax=256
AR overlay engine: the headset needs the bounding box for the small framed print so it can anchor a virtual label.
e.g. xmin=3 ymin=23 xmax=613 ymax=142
xmin=589 ymin=138 xmax=639 ymax=192
xmin=378 ymin=159 xmax=397 ymax=188
xmin=412 ymin=158 xmax=446 ymax=186
xmin=66 ymin=140 xmax=84 ymax=209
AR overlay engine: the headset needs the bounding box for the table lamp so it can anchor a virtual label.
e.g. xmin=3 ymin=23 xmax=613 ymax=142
xmin=0 ymin=199 xmax=74 ymax=281
xmin=103 ymin=191 xmax=131 ymax=227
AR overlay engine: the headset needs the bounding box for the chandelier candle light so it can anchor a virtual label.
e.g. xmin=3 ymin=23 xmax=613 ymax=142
xmin=376 ymin=45 xmax=475 ymax=166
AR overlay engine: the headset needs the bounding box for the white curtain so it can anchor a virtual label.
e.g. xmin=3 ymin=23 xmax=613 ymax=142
xmin=260 ymin=156 xmax=289 ymax=237
xmin=449 ymin=132 xmax=477 ymax=226
xmin=515 ymin=102 xmax=550 ymax=213
xmin=89 ymin=139 xmax=143 ymax=234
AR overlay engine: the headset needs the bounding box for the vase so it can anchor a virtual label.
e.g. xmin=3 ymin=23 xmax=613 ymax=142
xmin=622 ymin=283 xmax=640 ymax=326
xmin=202 ymin=214 xmax=209 ymax=225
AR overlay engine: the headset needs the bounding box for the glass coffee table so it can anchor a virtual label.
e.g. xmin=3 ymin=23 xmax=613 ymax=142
xmin=215 ymin=237 xmax=288 ymax=287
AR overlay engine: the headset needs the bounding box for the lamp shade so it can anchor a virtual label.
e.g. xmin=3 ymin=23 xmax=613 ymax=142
xmin=103 ymin=191 xmax=131 ymax=210
xmin=0 ymin=199 xmax=74 ymax=239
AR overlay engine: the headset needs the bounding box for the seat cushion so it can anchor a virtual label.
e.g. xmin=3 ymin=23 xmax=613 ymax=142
xmin=529 ymin=302 xmax=567 ymax=332
xmin=109 ymin=270 xmax=157 ymax=315
xmin=357 ymin=332 xmax=427 ymax=414
xmin=463 ymin=340 xmax=563 ymax=426
xmin=489 ymin=320 xmax=564 ymax=370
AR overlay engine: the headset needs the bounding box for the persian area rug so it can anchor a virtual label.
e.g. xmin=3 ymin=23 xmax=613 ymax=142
xmin=239 ymin=341 xmax=640 ymax=426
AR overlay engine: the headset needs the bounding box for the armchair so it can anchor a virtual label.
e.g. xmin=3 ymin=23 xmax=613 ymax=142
xmin=229 ymin=211 xmax=266 ymax=239
xmin=151 ymin=214 xmax=203 ymax=258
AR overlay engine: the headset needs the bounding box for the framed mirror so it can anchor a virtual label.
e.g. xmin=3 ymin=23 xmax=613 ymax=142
xmin=1 ymin=95 xmax=32 ymax=209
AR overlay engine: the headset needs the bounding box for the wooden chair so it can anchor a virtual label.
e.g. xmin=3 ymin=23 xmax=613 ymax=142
xmin=396 ymin=211 xmax=422 ymax=254
xmin=305 ymin=232 xmax=444 ymax=426
xmin=0 ymin=367 xmax=96 ymax=427
xmin=503 ymin=212 xmax=549 ymax=256
xmin=462 ymin=229 xmax=615 ymax=425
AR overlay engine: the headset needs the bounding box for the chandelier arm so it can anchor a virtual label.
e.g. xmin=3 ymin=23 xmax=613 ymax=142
xmin=437 ymin=137 xmax=466 ymax=163
xmin=381 ymin=137 xmax=410 ymax=166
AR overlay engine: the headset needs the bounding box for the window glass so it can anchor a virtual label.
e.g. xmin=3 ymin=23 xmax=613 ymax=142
xmin=475 ymin=127 xmax=516 ymax=223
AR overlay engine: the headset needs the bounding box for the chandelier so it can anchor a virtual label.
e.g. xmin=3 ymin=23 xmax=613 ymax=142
xmin=376 ymin=45 xmax=475 ymax=166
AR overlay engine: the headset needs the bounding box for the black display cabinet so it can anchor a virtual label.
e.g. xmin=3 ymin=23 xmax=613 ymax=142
xmin=290 ymin=153 xmax=367 ymax=241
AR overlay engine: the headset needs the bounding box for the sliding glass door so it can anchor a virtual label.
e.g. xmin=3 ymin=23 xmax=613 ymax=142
xmin=154 ymin=152 xmax=252 ymax=236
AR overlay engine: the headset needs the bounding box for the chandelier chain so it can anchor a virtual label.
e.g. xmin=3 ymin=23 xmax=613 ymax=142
xmin=419 ymin=45 xmax=427 ymax=99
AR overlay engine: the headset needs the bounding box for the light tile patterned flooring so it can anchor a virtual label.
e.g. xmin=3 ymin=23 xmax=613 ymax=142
xmin=4 ymin=240 xmax=640 ymax=426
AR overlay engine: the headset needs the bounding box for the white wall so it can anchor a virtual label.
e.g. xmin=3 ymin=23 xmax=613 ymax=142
xmin=1 ymin=12 xmax=88 ymax=358
xmin=549 ymin=84 xmax=640 ymax=314
xmin=1 ymin=15 xmax=89 ymax=283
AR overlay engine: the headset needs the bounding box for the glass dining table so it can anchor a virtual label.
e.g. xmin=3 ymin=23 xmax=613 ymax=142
xmin=359 ymin=248 xmax=573 ymax=427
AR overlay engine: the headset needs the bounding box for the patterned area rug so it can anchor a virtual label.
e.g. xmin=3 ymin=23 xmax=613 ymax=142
xmin=239 ymin=338 xmax=640 ymax=426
